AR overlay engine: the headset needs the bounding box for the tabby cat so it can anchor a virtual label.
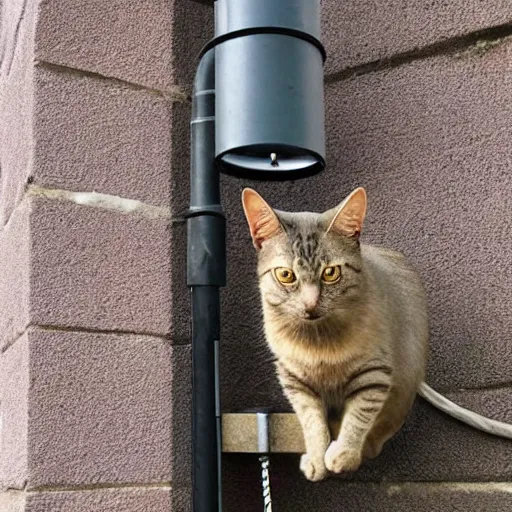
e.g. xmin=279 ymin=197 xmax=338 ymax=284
xmin=242 ymin=186 xmax=512 ymax=482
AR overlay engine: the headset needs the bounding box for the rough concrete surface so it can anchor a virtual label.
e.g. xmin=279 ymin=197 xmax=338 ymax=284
xmin=0 ymin=201 xmax=30 ymax=351
xmin=0 ymin=334 xmax=29 ymax=489
xmin=26 ymin=328 xmax=191 ymax=488
xmin=34 ymin=0 xmax=214 ymax=89
xmin=28 ymin=196 xmax=177 ymax=338
xmin=0 ymin=493 xmax=25 ymax=512
xmin=320 ymin=0 xmax=512 ymax=73
xmin=25 ymin=487 xmax=189 ymax=512
xmin=224 ymin=477 xmax=512 ymax=512
xmin=0 ymin=0 xmax=36 ymax=225
xmin=33 ymin=66 xmax=190 ymax=209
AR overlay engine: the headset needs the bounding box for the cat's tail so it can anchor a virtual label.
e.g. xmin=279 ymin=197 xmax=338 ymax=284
xmin=418 ymin=382 xmax=512 ymax=439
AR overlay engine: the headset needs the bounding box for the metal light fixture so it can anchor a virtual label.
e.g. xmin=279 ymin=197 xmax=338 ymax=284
xmin=186 ymin=2 xmax=326 ymax=510
xmin=213 ymin=0 xmax=325 ymax=179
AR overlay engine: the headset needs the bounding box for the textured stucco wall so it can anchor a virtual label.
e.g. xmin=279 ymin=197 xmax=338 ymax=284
xmin=0 ymin=0 xmax=211 ymax=509
xmin=220 ymin=2 xmax=512 ymax=511
xmin=1 ymin=0 xmax=511 ymax=511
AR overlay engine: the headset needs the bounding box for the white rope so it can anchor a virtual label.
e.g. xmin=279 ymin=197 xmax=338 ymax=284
xmin=259 ymin=455 xmax=273 ymax=512
xmin=419 ymin=382 xmax=512 ymax=439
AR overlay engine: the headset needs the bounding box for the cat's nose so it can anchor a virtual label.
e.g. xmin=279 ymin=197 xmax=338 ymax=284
xmin=302 ymin=284 xmax=320 ymax=312
xmin=304 ymin=302 xmax=319 ymax=314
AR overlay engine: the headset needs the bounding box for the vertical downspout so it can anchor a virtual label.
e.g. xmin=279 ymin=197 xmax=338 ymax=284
xmin=186 ymin=48 xmax=225 ymax=512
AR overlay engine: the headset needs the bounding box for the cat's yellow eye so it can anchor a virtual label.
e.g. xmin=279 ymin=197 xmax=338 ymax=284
xmin=322 ymin=265 xmax=341 ymax=284
xmin=274 ymin=267 xmax=296 ymax=285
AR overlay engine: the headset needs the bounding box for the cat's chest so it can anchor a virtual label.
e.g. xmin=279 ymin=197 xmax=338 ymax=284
xmin=284 ymin=358 xmax=353 ymax=395
xmin=308 ymin=362 xmax=347 ymax=388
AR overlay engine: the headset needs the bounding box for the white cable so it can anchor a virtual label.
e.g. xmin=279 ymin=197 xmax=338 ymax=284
xmin=418 ymin=382 xmax=512 ymax=439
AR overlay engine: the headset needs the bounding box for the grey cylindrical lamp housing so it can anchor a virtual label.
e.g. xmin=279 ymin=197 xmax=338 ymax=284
xmin=212 ymin=0 xmax=326 ymax=180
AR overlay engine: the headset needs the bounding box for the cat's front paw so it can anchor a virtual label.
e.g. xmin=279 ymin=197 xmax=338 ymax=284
xmin=324 ymin=442 xmax=362 ymax=473
xmin=300 ymin=453 xmax=328 ymax=482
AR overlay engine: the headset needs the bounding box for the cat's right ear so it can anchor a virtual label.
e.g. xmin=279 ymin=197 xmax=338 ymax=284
xmin=241 ymin=188 xmax=282 ymax=250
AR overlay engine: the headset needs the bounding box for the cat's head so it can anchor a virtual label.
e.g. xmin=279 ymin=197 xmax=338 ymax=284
xmin=242 ymin=187 xmax=367 ymax=327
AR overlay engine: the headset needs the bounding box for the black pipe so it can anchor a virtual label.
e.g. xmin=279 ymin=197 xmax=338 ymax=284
xmin=187 ymin=48 xmax=225 ymax=512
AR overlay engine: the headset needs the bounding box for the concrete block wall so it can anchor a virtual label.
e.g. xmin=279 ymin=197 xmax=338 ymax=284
xmin=0 ymin=0 xmax=212 ymax=510
xmin=1 ymin=1 xmax=511 ymax=512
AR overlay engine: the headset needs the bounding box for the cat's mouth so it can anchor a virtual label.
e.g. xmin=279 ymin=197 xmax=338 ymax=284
xmin=303 ymin=312 xmax=323 ymax=321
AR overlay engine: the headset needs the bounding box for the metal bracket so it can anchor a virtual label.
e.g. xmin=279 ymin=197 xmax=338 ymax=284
xmin=257 ymin=412 xmax=270 ymax=454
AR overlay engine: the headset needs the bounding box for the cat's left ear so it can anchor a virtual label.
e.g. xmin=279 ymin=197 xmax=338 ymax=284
xmin=241 ymin=188 xmax=282 ymax=250
xmin=325 ymin=187 xmax=367 ymax=238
